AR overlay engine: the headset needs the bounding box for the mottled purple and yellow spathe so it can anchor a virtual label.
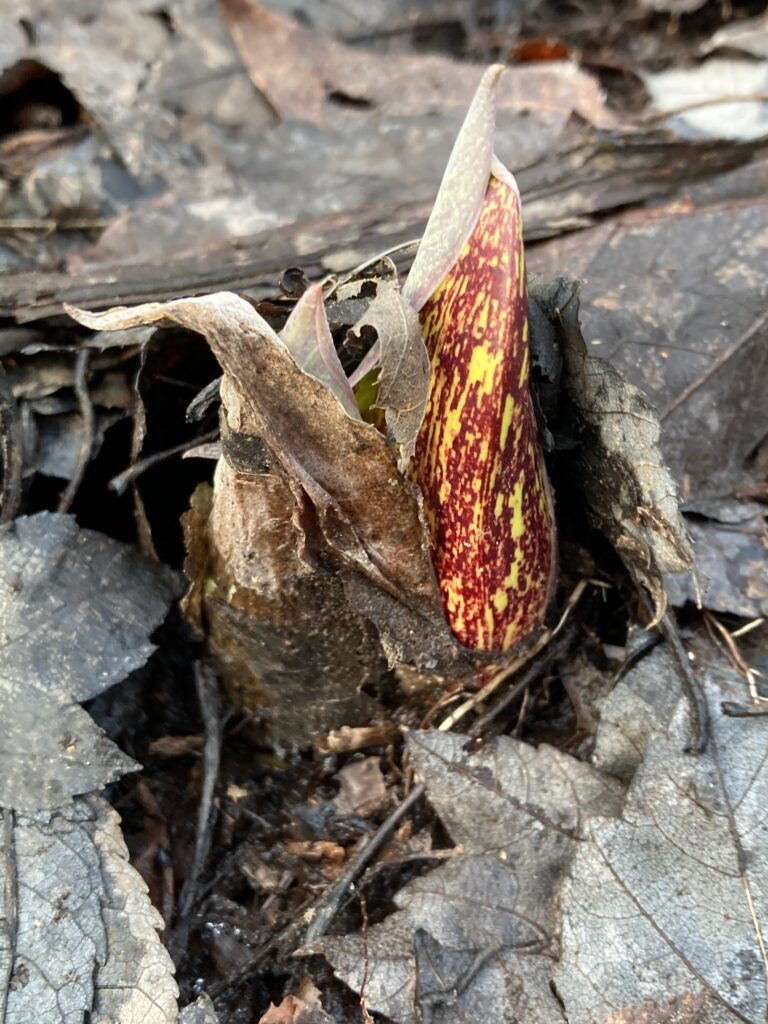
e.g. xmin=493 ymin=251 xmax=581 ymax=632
xmin=413 ymin=173 xmax=554 ymax=652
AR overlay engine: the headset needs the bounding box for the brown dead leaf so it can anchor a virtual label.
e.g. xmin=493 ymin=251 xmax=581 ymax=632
xmin=314 ymin=722 xmax=401 ymax=755
xmin=335 ymin=757 xmax=389 ymax=819
xmin=182 ymin=476 xmax=382 ymax=743
xmin=66 ymin=293 xmax=471 ymax=739
xmin=220 ymin=0 xmax=616 ymax=130
xmin=67 ymin=294 xmax=440 ymax=612
xmin=258 ymin=993 xmax=334 ymax=1024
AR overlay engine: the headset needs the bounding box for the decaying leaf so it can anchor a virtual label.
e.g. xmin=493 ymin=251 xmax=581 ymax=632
xmin=67 ymin=294 xmax=439 ymax=612
xmin=0 ymin=795 xmax=178 ymax=1023
xmin=181 ymin=475 xmax=383 ymax=743
xmin=528 ymin=195 xmax=768 ymax=505
xmin=665 ymin=513 xmax=768 ymax=619
xmin=67 ymin=293 xmax=466 ymax=739
xmin=0 ymin=512 xmax=181 ymax=812
xmin=280 ymin=284 xmax=360 ymax=420
xmin=177 ymin=994 xmax=220 ymax=1023
xmin=219 ymin=1 xmax=615 ymax=132
xmin=257 ymin=991 xmax=335 ymax=1024
xmin=533 ymin=278 xmax=695 ymax=620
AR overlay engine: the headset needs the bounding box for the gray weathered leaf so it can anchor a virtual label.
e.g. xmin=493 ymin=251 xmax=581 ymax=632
xmin=307 ymin=730 xmax=624 ymax=1023
xmin=350 ymin=280 xmax=430 ymax=467
xmin=0 ymin=513 xmax=181 ymax=812
xmin=309 ymin=649 xmax=768 ymax=1024
xmin=556 ymin=661 xmax=768 ymax=1024
xmin=0 ymin=795 xmax=177 ymax=1023
xmin=528 ymin=198 xmax=768 ymax=506
xmin=176 ymin=994 xmax=220 ymax=1023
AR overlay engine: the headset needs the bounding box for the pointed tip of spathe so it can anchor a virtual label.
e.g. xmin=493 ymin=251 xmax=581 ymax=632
xmin=403 ymin=64 xmax=508 ymax=313
xmin=490 ymin=154 xmax=521 ymax=197
xmin=483 ymin=63 xmax=507 ymax=87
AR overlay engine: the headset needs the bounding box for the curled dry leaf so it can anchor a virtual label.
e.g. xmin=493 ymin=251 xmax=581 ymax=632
xmin=67 ymin=294 xmax=437 ymax=609
xmin=532 ymin=278 xmax=695 ymax=620
xmin=67 ymin=294 xmax=465 ymax=739
xmin=257 ymin=993 xmax=334 ymax=1024
xmin=280 ymin=283 xmax=360 ymax=419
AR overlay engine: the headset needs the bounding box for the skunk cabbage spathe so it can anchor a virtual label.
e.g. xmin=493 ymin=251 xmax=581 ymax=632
xmin=405 ymin=65 xmax=555 ymax=652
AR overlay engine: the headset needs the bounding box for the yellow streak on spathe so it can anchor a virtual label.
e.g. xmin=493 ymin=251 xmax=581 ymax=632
xmin=509 ymin=475 xmax=525 ymax=539
xmin=499 ymin=394 xmax=515 ymax=449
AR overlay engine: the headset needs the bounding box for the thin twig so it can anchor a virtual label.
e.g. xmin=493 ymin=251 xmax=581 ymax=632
xmin=58 ymin=348 xmax=94 ymax=513
xmin=0 ymin=811 xmax=17 ymax=1019
xmin=180 ymin=663 xmax=222 ymax=918
xmin=322 ymin=238 xmax=421 ymax=297
xmin=704 ymin=610 xmax=765 ymax=706
xmin=167 ymin=664 xmax=222 ymax=966
xmin=109 ymin=428 xmax=219 ymax=494
xmin=661 ymin=306 xmax=768 ymax=423
xmin=303 ymin=783 xmax=425 ymax=943
xmin=0 ymin=371 xmax=22 ymax=523
xmin=0 ymin=217 xmax=109 ymax=232
xmin=359 ymin=896 xmax=375 ymax=1024
xmin=465 ymin=624 xmax=576 ymax=746
xmin=655 ymin=609 xmax=709 ymax=753
xmin=641 ymin=92 xmax=768 ymax=126
xmin=730 ymin=617 xmax=765 ymax=639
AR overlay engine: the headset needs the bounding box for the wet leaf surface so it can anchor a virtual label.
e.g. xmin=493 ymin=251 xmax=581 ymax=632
xmin=666 ymin=513 xmax=768 ymax=618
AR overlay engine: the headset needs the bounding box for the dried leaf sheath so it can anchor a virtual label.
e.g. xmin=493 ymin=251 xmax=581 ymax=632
xmin=414 ymin=174 xmax=554 ymax=652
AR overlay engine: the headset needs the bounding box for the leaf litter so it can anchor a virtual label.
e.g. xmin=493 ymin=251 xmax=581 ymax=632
xmin=1 ymin=3 xmax=767 ymax=1022
xmin=309 ymin=645 xmax=768 ymax=1024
